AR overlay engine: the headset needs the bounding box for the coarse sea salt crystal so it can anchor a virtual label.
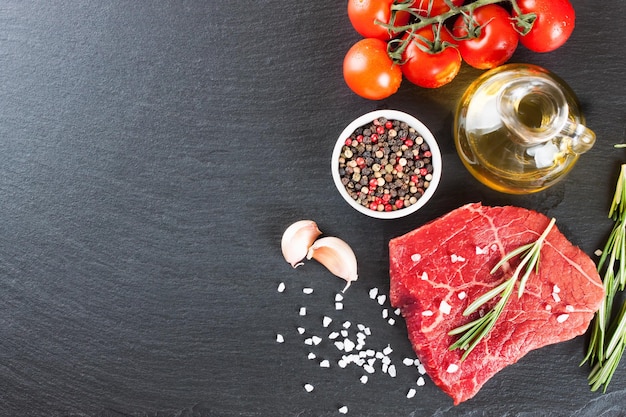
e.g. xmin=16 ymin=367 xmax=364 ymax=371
xmin=344 ymin=339 xmax=356 ymax=352
xmin=311 ymin=336 xmax=322 ymax=346
xmin=304 ymin=338 xmax=313 ymax=346
xmin=418 ymin=364 xmax=426 ymax=375
xmin=343 ymin=321 xmax=351 ymax=329
xmin=407 ymin=388 xmax=417 ymax=398
xmin=304 ymin=383 xmax=314 ymax=392
xmin=475 ymin=246 xmax=488 ymax=255
xmin=302 ymin=287 xmax=313 ymax=294
xmin=277 ymin=282 xmax=285 ymax=293
xmin=450 ymin=254 xmax=465 ymax=263
xmin=320 ymin=359 xmax=330 ymax=368
xmin=335 ymin=341 xmax=345 ymax=351
xmin=411 ymin=253 xmax=422 ymax=262
xmin=557 ymin=314 xmax=570 ymax=323
xmin=422 ymin=310 xmax=434 ymax=317
xmin=566 ymin=305 xmax=574 ymax=312
xmin=417 ymin=377 xmax=425 ymax=386
xmin=394 ymin=308 xmax=401 ymax=315
xmin=335 ymin=293 xmax=344 ymax=302
xmin=439 ymin=300 xmax=452 ymax=315
xmin=323 ymin=316 xmax=332 ymax=327
xmin=369 ymin=288 xmax=379 ymax=299
xmin=383 ymin=345 xmax=393 ymax=355
xmin=299 ymin=307 xmax=307 ymax=316
xmin=364 ymin=364 xmax=375 ymax=374
xmin=340 ymin=329 xmax=348 ymax=337
xmin=338 ymin=406 xmax=348 ymax=414
xmin=553 ymin=284 xmax=561 ymax=293
xmin=388 ymin=318 xmax=395 ymax=326
xmin=420 ymin=271 xmax=429 ymax=281
xmin=360 ymin=375 xmax=368 ymax=384
xmin=545 ymin=304 xmax=552 ymax=311
xmin=594 ymin=249 xmax=603 ymax=257
xmin=388 ymin=364 xmax=397 ymax=377
xmin=329 ymin=331 xmax=340 ymax=339
xmin=377 ymin=294 xmax=387 ymax=305
xmin=552 ymin=292 xmax=561 ymax=303
xmin=276 ymin=334 xmax=284 ymax=343
xmin=446 ymin=364 xmax=459 ymax=373
xmin=297 ymin=327 xmax=305 ymax=335
xmin=308 ymin=352 xmax=316 ymax=360
xmin=335 ymin=302 xmax=344 ymax=310
xmin=458 ymin=291 xmax=467 ymax=300
xmin=382 ymin=309 xmax=389 ymax=319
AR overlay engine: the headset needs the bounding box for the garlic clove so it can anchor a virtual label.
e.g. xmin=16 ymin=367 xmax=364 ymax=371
xmin=281 ymin=220 xmax=322 ymax=268
xmin=306 ymin=236 xmax=358 ymax=292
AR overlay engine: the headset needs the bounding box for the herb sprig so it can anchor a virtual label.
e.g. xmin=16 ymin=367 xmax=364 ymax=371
xmin=449 ymin=218 xmax=556 ymax=360
xmin=582 ymin=163 xmax=626 ymax=392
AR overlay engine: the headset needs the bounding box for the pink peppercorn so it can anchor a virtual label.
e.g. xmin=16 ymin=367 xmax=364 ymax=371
xmin=385 ymin=121 xmax=393 ymax=129
xmin=420 ymin=168 xmax=428 ymax=176
xmin=395 ymin=199 xmax=404 ymax=209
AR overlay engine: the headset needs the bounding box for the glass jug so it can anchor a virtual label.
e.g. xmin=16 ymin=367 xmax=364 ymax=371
xmin=454 ymin=63 xmax=595 ymax=194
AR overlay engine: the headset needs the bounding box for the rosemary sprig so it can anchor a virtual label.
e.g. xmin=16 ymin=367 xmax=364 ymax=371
xmin=449 ymin=218 xmax=556 ymax=361
xmin=582 ymin=163 xmax=626 ymax=392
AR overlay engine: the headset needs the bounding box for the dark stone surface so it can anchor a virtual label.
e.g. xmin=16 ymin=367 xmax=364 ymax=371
xmin=0 ymin=1 xmax=624 ymax=416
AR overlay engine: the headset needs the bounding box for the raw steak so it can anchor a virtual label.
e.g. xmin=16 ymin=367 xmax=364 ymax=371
xmin=389 ymin=203 xmax=604 ymax=405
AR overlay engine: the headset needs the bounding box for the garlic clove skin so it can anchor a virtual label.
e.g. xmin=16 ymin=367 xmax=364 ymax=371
xmin=281 ymin=220 xmax=322 ymax=268
xmin=306 ymin=236 xmax=358 ymax=292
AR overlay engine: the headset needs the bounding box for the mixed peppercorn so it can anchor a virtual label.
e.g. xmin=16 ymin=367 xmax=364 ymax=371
xmin=338 ymin=117 xmax=434 ymax=213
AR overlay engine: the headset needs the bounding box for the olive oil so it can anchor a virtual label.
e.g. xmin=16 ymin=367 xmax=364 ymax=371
xmin=454 ymin=64 xmax=595 ymax=194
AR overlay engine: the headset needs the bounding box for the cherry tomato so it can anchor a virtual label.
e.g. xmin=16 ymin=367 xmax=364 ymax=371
xmin=343 ymin=38 xmax=403 ymax=100
xmin=347 ymin=0 xmax=411 ymax=41
xmin=452 ymin=4 xmax=519 ymax=69
xmin=413 ymin=0 xmax=464 ymax=17
xmin=515 ymin=0 xmax=575 ymax=53
xmin=400 ymin=26 xmax=461 ymax=89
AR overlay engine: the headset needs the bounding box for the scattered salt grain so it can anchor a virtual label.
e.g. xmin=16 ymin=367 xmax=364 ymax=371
xmin=594 ymin=249 xmax=603 ymax=257
xmin=566 ymin=305 xmax=574 ymax=312
xmin=334 ymin=341 xmax=345 ymax=351
xmin=335 ymin=302 xmax=344 ymax=310
xmin=363 ymin=327 xmax=372 ymax=336
xmin=417 ymin=377 xmax=425 ymax=386
xmin=422 ymin=310 xmax=434 ymax=317
xmin=420 ymin=272 xmax=429 ymax=281
xmin=340 ymin=329 xmax=349 ymax=337
xmin=411 ymin=253 xmax=422 ymax=262
xmin=304 ymin=383 xmax=314 ymax=392
xmin=365 ymin=349 xmax=375 ymax=357
xmin=323 ymin=316 xmax=333 ymax=328
xmin=303 ymin=287 xmax=314 ymax=294
xmin=369 ymin=288 xmax=379 ymax=299
xmin=552 ymin=292 xmax=561 ymax=303
xmin=338 ymin=405 xmax=348 ymax=414
xmin=377 ymin=294 xmax=387 ymax=305
xmin=276 ymin=334 xmax=284 ymax=343
xmin=308 ymin=352 xmax=316 ymax=360
xmin=407 ymin=388 xmax=416 ymax=399
xmin=458 ymin=291 xmax=467 ymax=300
xmin=344 ymin=339 xmax=356 ymax=352
xmin=277 ymin=282 xmax=286 ymax=293
xmin=403 ymin=358 xmax=415 ymax=366
xmin=394 ymin=308 xmax=401 ymax=315
xmin=382 ymin=309 xmax=389 ymax=319
xmin=357 ymin=323 xmax=366 ymax=331
xmin=417 ymin=364 xmax=426 ymax=375
xmin=475 ymin=246 xmax=488 ymax=255
xmin=343 ymin=321 xmax=352 ymax=329
xmin=338 ymin=359 xmax=347 ymax=368
xmin=439 ymin=300 xmax=452 ymax=315
xmin=299 ymin=307 xmax=307 ymax=316
xmin=450 ymin=254 xmax=465 ymax=263
xmin=304 ymin=338 xmax=313 ymax=346
xmin=360 ymin=375 xmax=368 ymax=384
xmin=414 ymin=358 xmax=421 ymax=366
xmin=335 ymin=293 xmax=344 ymax=302
xmin=388 ymin=364 xmax=397 ymax=378
xmin=382 ymin=362 xmax=388 ymax=374
xmin=312 ymin=336 xmax=322 ymax=346
xmin=446 ymin=363 xmax=459 ymax=373
xmin=388 ymin=318 xmax=396 ymax=326
xmin=545 ymin=304 xmax=552 ymax=311
xmin=364 ymin=364 xmax=375 ymax=374
xmin=553 ymin=284 xmax=561 ymax=293
xmin=320 ymin=359 xmax=330 ymax=368
xmin=383 ymin=345 xmax=393 ymax=355
xmin=297 ymin=327 xmax=306 ymax=335
xmin=491 ymin=244 xmax=498 ymax=251
xmin=329 ymin=331 xmax=340 ymax=339
xmin=557 ymin=314 xmax=570 ymax=323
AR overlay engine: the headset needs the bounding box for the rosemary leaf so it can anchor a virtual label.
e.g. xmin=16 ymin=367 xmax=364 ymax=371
xmin=448 ymin=218 xmax=556 ymax=360
xmin=582 ymin=163 xmax=626 ymax=391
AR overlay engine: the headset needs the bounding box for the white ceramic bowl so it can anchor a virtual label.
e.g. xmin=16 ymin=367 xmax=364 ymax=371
xmin=331 ymin=110 xmax=442 ymax=219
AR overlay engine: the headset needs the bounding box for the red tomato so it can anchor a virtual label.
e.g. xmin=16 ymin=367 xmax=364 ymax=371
xmin=452 ymin=4 xmax=519 ymax=69
xmin=515 ymin=0 xmax=575 ymax=53
xmin=343 ymin=38 xmax=402 ymax=100
xmin=347 ymin=0 xmax=411 ymax=40
xmin=400 ymin=26 xmax=462 ymax=89
xmin=413 ymin=0 xmax=464 ymax=17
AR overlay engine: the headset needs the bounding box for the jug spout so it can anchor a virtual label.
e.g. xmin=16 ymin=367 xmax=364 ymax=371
xmin=561 ymin=119 xmax=595 ymax=155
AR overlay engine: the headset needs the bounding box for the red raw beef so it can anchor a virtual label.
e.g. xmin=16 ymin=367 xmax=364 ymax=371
xmin=389 ymin=203 xmax=604 ymax=405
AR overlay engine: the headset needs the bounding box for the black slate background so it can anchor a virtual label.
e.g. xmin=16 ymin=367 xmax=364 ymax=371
xmin=0 ymin=1 xmax=625 ymax=416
